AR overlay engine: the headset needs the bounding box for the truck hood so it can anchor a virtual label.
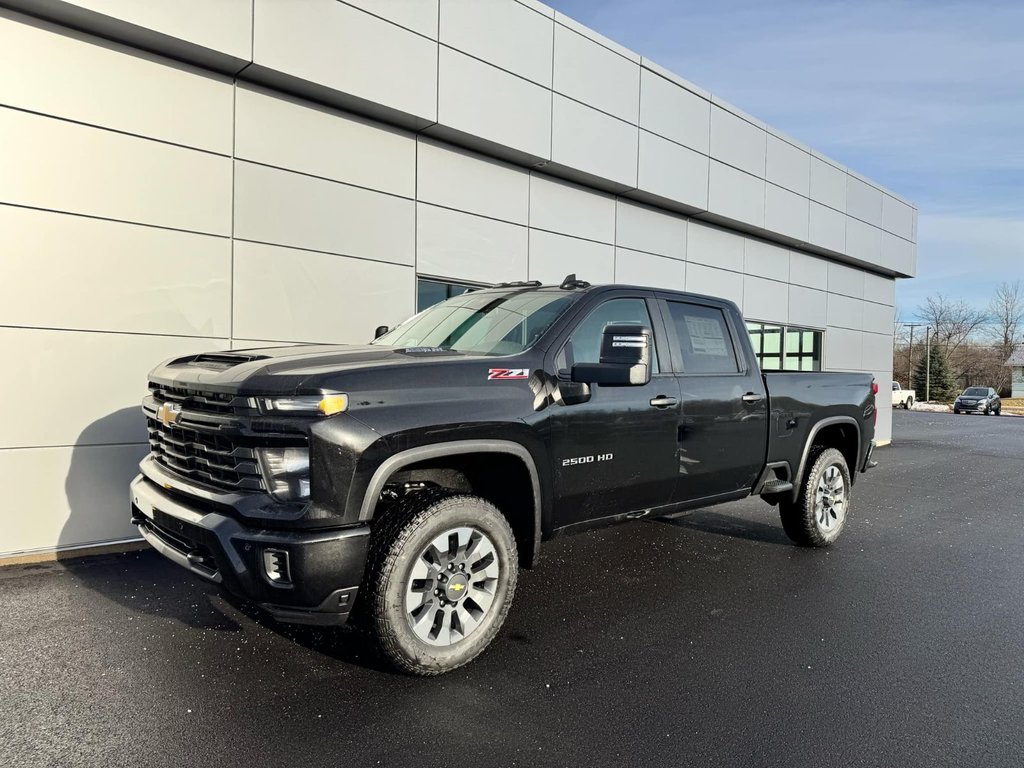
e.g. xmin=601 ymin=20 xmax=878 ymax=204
xmin=148 ymin=343 xmax=484 ymax=393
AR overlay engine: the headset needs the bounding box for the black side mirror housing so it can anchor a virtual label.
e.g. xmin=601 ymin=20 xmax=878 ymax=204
xmin=571 ymin=323 xmax=651 ymax=387
xmin=374 ymin=325 xmax=389 ymax=339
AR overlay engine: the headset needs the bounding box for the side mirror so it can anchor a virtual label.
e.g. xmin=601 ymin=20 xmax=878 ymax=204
xmin=374 ymin=325 xmax=389 ymax=339
xmin=571 ymin=323 xmax=652 ymax=386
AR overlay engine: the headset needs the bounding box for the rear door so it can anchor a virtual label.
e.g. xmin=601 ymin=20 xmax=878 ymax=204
xmin=658 ymin=297 xmax=769 ymax=502
xmin=545 ymin=292 xmax=681 ymax=527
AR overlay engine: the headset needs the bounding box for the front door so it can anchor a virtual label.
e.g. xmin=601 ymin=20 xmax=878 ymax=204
xmin=659 ymin=298 xmax=769 ymax=502
xmin=546 ymin=294 xmax=681 ymax=527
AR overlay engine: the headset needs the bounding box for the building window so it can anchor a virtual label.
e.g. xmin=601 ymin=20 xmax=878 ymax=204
xmin=417 ymin=278 xmax=479 ymax=311
xmin=746 ymin=322 xmax=823 ymax=372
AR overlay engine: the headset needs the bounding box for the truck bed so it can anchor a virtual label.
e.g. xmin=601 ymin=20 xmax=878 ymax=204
xmin=763 ymin=371 xmax=875 ymax=484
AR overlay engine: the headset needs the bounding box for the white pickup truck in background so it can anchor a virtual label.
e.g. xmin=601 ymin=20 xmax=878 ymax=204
xmin=892 ymin=381 xmax=916 ymax=409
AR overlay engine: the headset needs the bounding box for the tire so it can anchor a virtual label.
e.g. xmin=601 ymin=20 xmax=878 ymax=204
xmin=984 ymin=406 xmax=990 ymax=415
xmin=906 ymin=397 xmax=914 ymax=409
xmin=954 ymin=409 xmax=960 ymax=414
xmin=359 ymin=490 xmax=518 ymax=676
xmin=779 ymin=446 xmax=852 ymax=547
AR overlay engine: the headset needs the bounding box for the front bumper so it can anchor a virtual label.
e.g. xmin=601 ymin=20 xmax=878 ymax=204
xmin=130 ymin=472 xmax=369 ymax=625
xmin=954 ymin=403 xmax=987 ymax=412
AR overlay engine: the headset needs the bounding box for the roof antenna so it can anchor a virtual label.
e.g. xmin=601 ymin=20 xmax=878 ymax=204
xmin=559 ymin=273 xmax=591 ymax=290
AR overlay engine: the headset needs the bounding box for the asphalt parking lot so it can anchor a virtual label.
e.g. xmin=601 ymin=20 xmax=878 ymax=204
xmin=2 ymin=409 xmax=1023 ymax=767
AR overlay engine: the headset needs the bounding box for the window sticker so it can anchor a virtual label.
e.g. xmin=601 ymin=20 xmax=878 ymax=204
xmin=685 ymin=316 xmax=729 ymax=356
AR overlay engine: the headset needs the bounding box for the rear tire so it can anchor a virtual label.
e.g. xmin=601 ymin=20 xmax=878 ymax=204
xmin=905 ymin=397 xmax=914 ymax=409
xmin=779 ymin=447 xmax=852 ymax=547
xmin=359 ymin=490 xmax=518 ymax=676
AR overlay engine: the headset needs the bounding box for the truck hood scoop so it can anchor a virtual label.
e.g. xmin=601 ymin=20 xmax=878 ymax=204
xmin=184 ymin=352 xmax=271 ymax=370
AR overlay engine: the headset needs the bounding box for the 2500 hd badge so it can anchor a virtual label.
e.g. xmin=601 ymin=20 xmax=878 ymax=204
xmin=562 ymin=453 xmax=614 ymax=466
xmin=130 ymin=276 xmax=876 ymax=675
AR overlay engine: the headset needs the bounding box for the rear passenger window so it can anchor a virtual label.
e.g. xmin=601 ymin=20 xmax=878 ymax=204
xmin=667 ymin=302 xmax=739 ymax=374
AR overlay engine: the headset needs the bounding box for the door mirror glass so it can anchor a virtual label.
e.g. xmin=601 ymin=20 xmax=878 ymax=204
xmin=374 ymin=325 xmax=389 ymax=339
xmin=571 ymin=323 xmax=651 ymax=386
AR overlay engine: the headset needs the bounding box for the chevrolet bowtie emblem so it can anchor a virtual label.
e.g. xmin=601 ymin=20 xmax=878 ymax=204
xmin=450 ymin=583 xmax=465 ymax=592
xmin=156 ymin=402 xmax=182 ymax=427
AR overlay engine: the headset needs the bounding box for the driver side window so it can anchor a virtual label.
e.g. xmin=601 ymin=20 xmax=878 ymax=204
xmin=556 ymin=298 xmax=658 ymax=373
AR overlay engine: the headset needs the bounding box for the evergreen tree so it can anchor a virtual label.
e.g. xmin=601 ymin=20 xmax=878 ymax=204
xmin=912 ymin=344 xmax=956 ymax=402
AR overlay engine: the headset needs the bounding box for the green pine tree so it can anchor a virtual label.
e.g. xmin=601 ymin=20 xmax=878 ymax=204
xmin=912 ymin=344 xmax=957 ymax=402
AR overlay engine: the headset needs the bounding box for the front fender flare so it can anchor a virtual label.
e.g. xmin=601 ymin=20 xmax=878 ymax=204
xmin=357 ymin=439 xmax=543 ymax=565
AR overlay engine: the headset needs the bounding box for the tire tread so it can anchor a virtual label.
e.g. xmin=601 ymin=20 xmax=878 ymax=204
xmin=358 ymin=490 xmax=517 ymax=676
xmin=779 ymin=446 xmax=850 ymax=548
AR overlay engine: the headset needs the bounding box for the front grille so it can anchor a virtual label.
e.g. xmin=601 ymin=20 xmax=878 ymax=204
xmin=147 ymin=420 xmax=264 ymax=492
xmin=148 ymin=381 xmax=241 ymax=416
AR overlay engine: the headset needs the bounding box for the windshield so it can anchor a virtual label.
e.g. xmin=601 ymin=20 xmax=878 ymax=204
xmin=963 ymin=387 xmax=988 ymax=397
xmin=372 ymin=290 xmax=578 ymax=356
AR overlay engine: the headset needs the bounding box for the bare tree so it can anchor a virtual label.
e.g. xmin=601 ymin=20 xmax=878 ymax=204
xmin=988 ymin=281 xmax=1024 ymax=356
xmin=917 ymin=294 xmax=990 ymax=356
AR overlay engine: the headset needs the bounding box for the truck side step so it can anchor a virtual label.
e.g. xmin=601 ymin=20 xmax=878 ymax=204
xmin=760 ymin=480 xmax=794 ymax=495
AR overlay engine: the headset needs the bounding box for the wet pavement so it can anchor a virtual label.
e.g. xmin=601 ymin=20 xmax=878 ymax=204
xmin=2 ymin=409 xmax=1023 ymax=767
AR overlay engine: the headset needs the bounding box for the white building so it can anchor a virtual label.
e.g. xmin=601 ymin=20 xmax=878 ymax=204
xmin=0 ymin=0 xmax=916 ymax=561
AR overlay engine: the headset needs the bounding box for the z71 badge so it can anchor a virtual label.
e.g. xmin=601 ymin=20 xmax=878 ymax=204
xmin=488 ymin=368 xmax=529 ymax=380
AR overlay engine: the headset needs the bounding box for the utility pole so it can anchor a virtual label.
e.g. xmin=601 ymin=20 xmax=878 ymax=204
xmin=925 ymin=326 xmax=932 ymax=402
xmin=905 ymin=323 xmax=923 ymax=387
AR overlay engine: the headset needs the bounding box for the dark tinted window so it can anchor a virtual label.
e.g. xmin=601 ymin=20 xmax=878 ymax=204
xmin=558 ymin=298 xmax=658 ymax=373
xmin=963 ymin=387 xmax=988 ymax=397
xmin=668 ymin=302 xmax=739 ymax=374
xmin=417 ymin=278 xmax=476 ymax=310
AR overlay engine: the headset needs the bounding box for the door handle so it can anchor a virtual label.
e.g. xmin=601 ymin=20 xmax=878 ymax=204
xmin=742 ymin=392 xmax=765 ymax=404
xmin=649 ymin=396 xmax=678 ymax=408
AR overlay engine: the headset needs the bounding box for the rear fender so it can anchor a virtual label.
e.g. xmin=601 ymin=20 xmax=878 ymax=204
xmin=791 ymin=416 xmax=862 ymax=500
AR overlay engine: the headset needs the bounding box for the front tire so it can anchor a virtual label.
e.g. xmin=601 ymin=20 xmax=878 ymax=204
xmin=779 ymin=447 xmax=852 ymax=547
xmin=360 ymin=491 xmax=518 ymax=676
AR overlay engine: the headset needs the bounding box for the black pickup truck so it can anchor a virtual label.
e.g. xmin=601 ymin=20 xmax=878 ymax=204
xmin=130 ymin=277 xmax=876 ymax=674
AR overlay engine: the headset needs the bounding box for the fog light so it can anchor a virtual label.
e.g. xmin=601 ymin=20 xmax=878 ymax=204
xmin=257 ymin=447 xmax=311 ymax=501
xmin=263 ymin=548 xmax=291 ymax=584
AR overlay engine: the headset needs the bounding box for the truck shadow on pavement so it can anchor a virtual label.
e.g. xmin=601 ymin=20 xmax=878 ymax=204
xmin=59 ymin=409 xmax=394 ymax=669
xmin=655 ymin=509 xmax=791 ymax=545
xmin=219 ymin=593 xmax=398 ymax=673
xmin=61 ymin=409 xmax=248 ymax=632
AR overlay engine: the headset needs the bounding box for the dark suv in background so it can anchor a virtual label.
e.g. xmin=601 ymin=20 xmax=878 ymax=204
xmin=954 ymin=387 xmax=1002 ymax=415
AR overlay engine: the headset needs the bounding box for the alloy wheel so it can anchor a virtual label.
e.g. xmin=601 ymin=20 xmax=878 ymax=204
xmin=404 ymin=527 xmax=500 ymax=647
xmin=814 ymin=465 xmax=847 ymax=534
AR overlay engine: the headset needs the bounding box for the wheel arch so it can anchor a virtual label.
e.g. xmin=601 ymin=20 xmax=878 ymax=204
xmin=791 ymin=417 xmax=861 ymax=500
xmin=359 ymin=440 xmax=543 ymax=567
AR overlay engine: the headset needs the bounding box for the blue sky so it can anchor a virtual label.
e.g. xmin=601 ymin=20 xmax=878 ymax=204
xmin=546 ymin=0 xmax=1024 ymax=321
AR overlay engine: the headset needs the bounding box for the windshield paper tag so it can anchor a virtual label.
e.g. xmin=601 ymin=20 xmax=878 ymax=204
xmin=488 ymin=368 xmax=529 ymax=380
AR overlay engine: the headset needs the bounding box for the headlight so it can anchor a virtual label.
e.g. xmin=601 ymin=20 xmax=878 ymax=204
xmin=254 ymin=393 xmax=348 ymax=415
xmin=257 ymin=447 xmax=311 ymax=501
